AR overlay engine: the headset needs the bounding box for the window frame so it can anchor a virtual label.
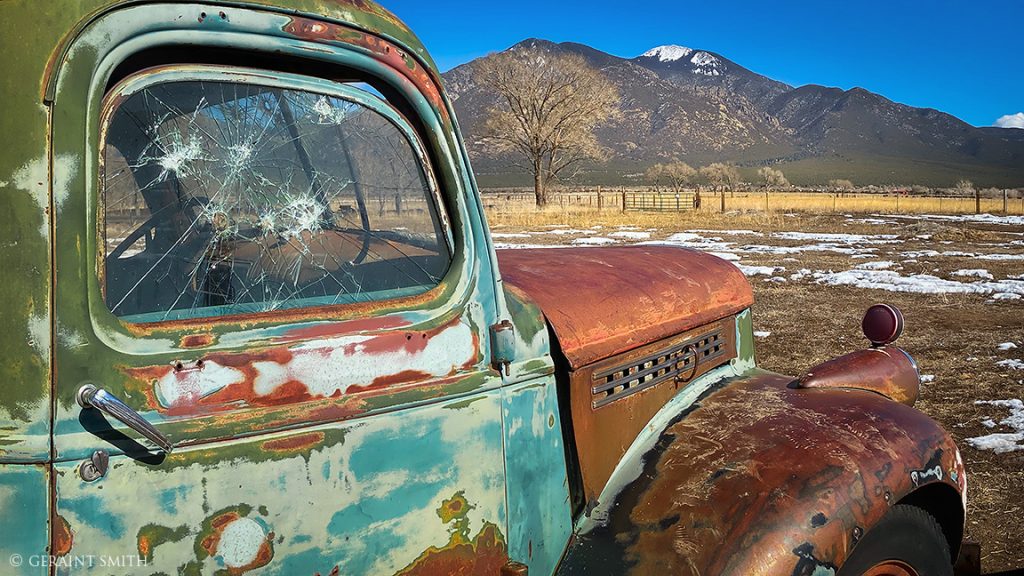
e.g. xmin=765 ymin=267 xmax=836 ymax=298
xmin=98 ymin=64 xmax=455 ymax=325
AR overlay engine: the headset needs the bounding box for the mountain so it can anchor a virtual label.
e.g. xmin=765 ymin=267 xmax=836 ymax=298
xmin=442 ymin=39 xmax=1024 ymax=188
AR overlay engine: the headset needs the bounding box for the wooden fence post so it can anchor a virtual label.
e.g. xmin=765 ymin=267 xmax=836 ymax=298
xmin=1004 ymin=189 xmax=1009 ymax=214
xmin=622 ymin=190 xmax=627 ymax=213
xmin=975 ymin=189 xmax=981 ymax=214
xmin=720 ymin=190 xmax=725 ymax=213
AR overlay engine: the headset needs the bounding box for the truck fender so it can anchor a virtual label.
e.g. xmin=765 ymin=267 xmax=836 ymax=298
xmin=557 ymin=369 xmax=966 ymax=576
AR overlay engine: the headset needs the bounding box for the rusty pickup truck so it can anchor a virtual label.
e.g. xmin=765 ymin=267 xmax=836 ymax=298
xmin=0 ymin=1 xmax=967 ymax=575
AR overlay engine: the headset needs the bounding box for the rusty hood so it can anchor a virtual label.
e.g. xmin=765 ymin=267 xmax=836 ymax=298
xmin=496 ymin=246 xmax=753 ymax=368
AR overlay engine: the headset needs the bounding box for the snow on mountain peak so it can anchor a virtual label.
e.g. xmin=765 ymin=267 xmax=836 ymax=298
xmin=641 ymin=45 xmax=693 ymax=62
xmin=690 ymin=51 xmax=722 ymax=75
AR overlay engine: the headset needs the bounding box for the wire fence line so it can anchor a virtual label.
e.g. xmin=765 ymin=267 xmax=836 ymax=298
xmin=481 ymin=187 xmax=1024 ymax=215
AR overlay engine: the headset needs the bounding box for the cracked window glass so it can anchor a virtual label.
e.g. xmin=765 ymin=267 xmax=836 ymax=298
xmin=102 ymin=78 xmax=450 ymax=322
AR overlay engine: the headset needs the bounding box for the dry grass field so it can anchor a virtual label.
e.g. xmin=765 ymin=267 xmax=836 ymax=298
xmin=483 ymin=188 xmax=1024 ymax=216
xmin=485 ymin=201 xmax=1024 ymax=572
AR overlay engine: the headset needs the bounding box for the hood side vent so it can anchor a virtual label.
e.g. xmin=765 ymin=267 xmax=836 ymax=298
xmin=591 ymin=321 xmax=733 ymax=409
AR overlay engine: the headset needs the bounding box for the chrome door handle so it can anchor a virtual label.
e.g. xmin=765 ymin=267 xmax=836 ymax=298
xmin=77 ymin=384 xmax=173 ymax=453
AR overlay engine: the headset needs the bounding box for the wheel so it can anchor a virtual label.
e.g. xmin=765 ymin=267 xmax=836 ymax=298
xmin=838 ymin=504 xmax=952 ymax=576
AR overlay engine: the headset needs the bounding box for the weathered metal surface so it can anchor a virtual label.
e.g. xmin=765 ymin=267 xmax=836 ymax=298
xmin=571 ymin=316 xmax=738 ymax=505
xmin=0 ymin=464 xmax=50 ymax=575
xmin=502 ymin=378 xmax=573 ymax=576
xmin=558 ymin=369 xmax=966 ymax=576
xmin=54 ymin=392 xmax=509 ymax=575
xmin=0 ymin=1 xmax=59 ymax=464
xmin=798 ymin=346 xmax=921 ymax=406
xmin=30 ymin=2 xmax=526 ymax=574
xmin=497 ymin=246 xmax=753 ymax=369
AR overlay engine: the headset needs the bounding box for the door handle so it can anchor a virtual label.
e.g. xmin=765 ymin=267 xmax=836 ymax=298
xmin=77 ymin=384 xmax=174 ymax=453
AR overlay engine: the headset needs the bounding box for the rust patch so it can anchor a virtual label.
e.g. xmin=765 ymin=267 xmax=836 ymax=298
xmin=358 ymin=369 xmax=433 ymax=391
xmin=261 ymin=431 xmax=325 ymax=453
xmin=498 ymin=246 xmax=753 ymax=368
xmin=280 ymin=315 xmax=411 ymax=341
xmin=797 ymin=346 xmax=920 ymax=406
xmin=282 ymin=16 xmax=450 ymax=121
xmin=559 ymin=371 xmax=964 ymax=575
xmin=52 ymin=513 xmax=73 ymax=557
xmin=395 ymin=492 xmax=507 ymax=575
xmin=570 ymin=316 xmax=737 ymax=503
xmin=180 ymin=333 xmax=215 ymax=348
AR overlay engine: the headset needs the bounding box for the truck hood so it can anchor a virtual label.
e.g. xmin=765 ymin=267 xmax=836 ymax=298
xmin=496 ymin=246 xmax=753 ymax=368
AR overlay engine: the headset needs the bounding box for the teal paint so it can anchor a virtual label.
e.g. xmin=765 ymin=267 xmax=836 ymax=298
xmin=0 ymin=464 xmax=49 ymax=575
xmin=502 ymin=377 xmax=573 ymax=575
xmin=53 ymin=392 xmax=508 ymax=575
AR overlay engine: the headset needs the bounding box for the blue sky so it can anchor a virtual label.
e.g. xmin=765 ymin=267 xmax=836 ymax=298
xmin=386 ymin=0 xmax=1023 ymax=128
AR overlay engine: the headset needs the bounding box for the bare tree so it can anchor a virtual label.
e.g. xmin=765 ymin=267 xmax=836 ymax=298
xmin=700 ymin=163 xmax=741 ymax=191
xmin=758 ymin=166 xmax=789 ymax=189
xmin=828 ymin=178 xmax=854 ymax=192
xmin=663 ymin=161 xmax=697 ymax=193
xmin=645 ymin=164 xmax=665 ymax=190
xmin=956 ymin=179 xmax=978 ymax=213
xmin=477 ymin=47 xmax=620 ymax=206
xmin=646 ymin=161 xmax=696 ymax=194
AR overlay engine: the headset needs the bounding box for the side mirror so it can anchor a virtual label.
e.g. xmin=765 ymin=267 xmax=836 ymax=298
xmin=862 ymin=304 xmax=904 ymax=347
xmin=793 ymin=304 xmax=920 ymax=406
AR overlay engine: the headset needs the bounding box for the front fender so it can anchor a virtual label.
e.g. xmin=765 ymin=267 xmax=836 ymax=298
xmin=558 ymin=369 xmax=966 ymax=576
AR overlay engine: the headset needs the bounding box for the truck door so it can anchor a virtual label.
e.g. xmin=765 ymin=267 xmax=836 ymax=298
xmin=51 ymin=57 xmax=508 ymax=574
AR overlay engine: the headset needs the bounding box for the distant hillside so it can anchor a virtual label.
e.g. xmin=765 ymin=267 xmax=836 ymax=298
xmin=442 ymin=39 xmax=1024 ymax=188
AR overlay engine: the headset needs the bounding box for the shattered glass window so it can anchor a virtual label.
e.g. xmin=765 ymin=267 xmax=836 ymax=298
xmin=102 ymin=78 xmax=450 ymax=322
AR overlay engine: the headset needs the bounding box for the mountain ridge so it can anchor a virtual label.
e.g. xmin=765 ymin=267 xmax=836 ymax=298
xmin=442 ymin=39 xmax=1024 ymax=188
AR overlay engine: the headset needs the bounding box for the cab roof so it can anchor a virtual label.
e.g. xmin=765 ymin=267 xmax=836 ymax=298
xmin=57 ymin=0 xmax=439 ymax=78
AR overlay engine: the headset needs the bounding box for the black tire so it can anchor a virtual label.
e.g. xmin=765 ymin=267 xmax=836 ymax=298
xmin=838 ymin=504 xmax=952 ymax=576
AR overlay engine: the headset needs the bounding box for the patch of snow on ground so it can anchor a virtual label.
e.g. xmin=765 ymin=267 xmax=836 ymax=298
xmin=690 ymin=229 xmax=764 ymax=236
xmin=921 ymin=374 xmax=935 ymax=383
xmin=492 ymin=243 xmax=572 ymax=250
xmin=997 ymin=342 xmax=1019 ymax=351
xmin=812 ymin=269 xmax=1024 ymax=298
xmin=996 ymin=359 xmax=1024 ymax=370
xmin=773 ymin=231 xmax=901 ymax=244
xmin=856 ymin=261 xmax=896 ymax=270
xmin=901 ymin=249 xmax=1024 ymax=261
xmin=709 ymin=252 xmax=740 ymax=262
xmin=543 ymin=228 xmax=594 ymax=235
xmin=572 ymin=237 xmax=617 ymax=246
xmin=855 ymin=217 xmax=899 ymax=225
xmin=608 ymin=230 xmax=651 ymax=240
xmin=740 ymin=243 xmax=878 ymax=256
xmin=991 ymin=293 xmax=1022 ymax=301
xmin=737 ymin=264 xmax=785 ymax=277
xmin=884 ymin=213 xmax=1024 ymax=227
xmin=966 ymin=399 xmax=1024 ymax=453
xmin=490 ymin=232 xmax=532 ymax=239
xmin=953 ymin=269 xmax=994 ymax=280
xmin=645 ymin=233 xmax=735 ymax=252
xmin=754 ymin=331 xmax=771 ymax=338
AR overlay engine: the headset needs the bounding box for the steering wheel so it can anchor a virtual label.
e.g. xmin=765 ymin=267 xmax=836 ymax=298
xmin=107 ymin=196 xmax=211 ymax=260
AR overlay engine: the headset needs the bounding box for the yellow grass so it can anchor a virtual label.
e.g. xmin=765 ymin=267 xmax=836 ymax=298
xmin=482 ymin=189 xmax=1024 ymax=228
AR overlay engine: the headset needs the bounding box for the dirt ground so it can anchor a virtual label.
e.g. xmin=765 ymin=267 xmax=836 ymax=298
xmin=488 ymin=210 xmax=1024 ymax=572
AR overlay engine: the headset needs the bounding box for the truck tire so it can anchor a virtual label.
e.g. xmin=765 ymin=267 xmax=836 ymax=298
xmin=838 ymin=504 xmax=953 ymax=576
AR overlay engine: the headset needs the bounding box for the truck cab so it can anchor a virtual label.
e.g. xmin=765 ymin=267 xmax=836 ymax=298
xmin=0 ymin=2 xmax=966 ymax=575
